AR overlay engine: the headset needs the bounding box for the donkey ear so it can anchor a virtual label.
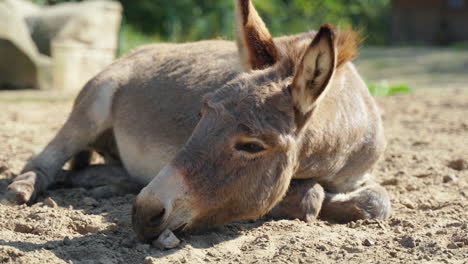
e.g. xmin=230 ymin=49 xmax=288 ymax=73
xmin=291 ymin=24 xmax=337 ymax=119
xmin=235 ymin=0 xmax=280 ymax=71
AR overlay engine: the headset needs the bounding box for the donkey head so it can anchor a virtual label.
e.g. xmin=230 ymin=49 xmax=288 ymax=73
xmin=132 ymin=0 xmax=361 ymax=241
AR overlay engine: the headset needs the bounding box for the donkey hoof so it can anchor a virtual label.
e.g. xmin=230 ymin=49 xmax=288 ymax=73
xmin=1 ymin=190 xmax=27 ymax=205
xmin=1 ymin=171 xmax=38 ymax=205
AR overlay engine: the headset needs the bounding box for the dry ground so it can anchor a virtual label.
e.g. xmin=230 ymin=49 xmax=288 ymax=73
xmin=0 ymin=48 xmax=467 ymax=263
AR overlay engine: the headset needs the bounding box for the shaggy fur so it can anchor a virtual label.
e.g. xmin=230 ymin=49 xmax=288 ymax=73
xmin=2 ymin=0 xmax=390 ymax=241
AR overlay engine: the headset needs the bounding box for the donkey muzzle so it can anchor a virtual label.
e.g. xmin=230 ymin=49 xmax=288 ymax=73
xmin=132 ymin=165 xmax=190 ymax=241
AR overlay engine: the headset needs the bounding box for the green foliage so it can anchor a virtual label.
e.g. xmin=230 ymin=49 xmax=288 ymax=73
xmin=255 ymin=0 xmax=390 ymax=45
xmin=119 ymin=0 xmax=235 ymax=42
xmin=118 ymin=24 xmax=159 ymax=56
xmin=449 ymin=41 xmax=468 ymax=51
xmin=32 ymin=0 xmax=391 ymax=45
xmin=367 ymin=81 xmax=411 ymax=96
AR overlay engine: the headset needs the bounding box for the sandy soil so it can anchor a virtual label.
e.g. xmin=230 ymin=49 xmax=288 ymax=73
xmin=1 ymin=51 xmax=467 ymax=263
xmin=357 ymin=47 xmax=468 ymax=89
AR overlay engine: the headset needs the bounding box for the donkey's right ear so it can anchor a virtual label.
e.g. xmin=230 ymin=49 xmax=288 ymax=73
xmin=235 ymin=0 xmax=280 ymax=71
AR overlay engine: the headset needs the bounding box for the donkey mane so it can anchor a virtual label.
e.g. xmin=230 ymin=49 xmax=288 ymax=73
xmin=335 ymin=28 xmax=363 ymax=67
xmin=277 ymin=26 xmax=362 ymax=70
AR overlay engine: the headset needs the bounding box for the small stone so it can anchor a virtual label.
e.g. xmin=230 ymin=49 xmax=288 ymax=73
xmin=443 ymin=174 xmax=457 ymax=183
xmin=121 ymin=238 xmax=134 ymax=248
xmin=447 ymin=242 xmax=458 ymax=249
xmin=448 ymin=159 xmax=467 ymax=171
xmin=45 ymin=243 xmax=56 ymax=249
xmin=63 ymin=236 xmax=72 ymax=246
xmin=317 ymin=244 xmax=328 ymax=251
xmin=43 ymin=197 xmax=57 ymax=208
xmin=136 ymin=243 xmax=150 ymax=252
xmin=74 ymin=222 xmax=102 ymax=234
xmin=381 ymin=178 xmax=399 ymax=186
xmin=14 ymin=223 xmax=34 ymax=233
xmin=394 ymin=226 xmax=403 ymax=234
xmin=0 ymin=165 xmax=7 ymax=174
xmin=340 ymin=246 xmax=363 ymax=254
xmin=363 ymin=239 xmax=375 ymax=246
xmin=83 ymin=197 xmax=98 ymax=206
xmin=412 ymin=141 xmax=428 ymax=147
xmin=143 ymin=257 xmax=157 ymax=264
xmin=152 ymin=229 xmax=180 ymax=250
xmin=389 ymin=251 xmax=397 ymax=257
xmin=400 ymin=235 xmax=416 ymax=248
xmin=317 ymin=245 xmax=328 ymax=251
xmin=415 ymin=173 xmax=431 ymax=178
xmin=401 ymin=199 xmax=416 ymax=209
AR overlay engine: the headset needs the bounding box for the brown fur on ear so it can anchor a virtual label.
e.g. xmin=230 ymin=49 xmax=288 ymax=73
xmin=235 ymin=0 xmax=280 ymax=71
xmin=336 ymin=28 xmax=363 ymax=67
xmin=290 ymin=24 xmax=336 ymax=117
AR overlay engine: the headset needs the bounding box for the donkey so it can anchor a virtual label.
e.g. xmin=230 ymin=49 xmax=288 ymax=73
xmin=2 ymin=0 xmax=390 ymax=241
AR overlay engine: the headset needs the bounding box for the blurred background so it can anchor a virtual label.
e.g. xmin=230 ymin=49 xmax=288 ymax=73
xmin=32 ymin=0 xmax=468 ymax=53
xmin=32 ymin=0 xmax=394 ymax=54
xmin=1 ymin=0 xmax=467 ymax=93
xmin=1 ymin=3 xmax=467 ymax=264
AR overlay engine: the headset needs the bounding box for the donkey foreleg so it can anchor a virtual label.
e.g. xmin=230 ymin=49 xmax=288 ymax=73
xmin=57 ymin=165 xmax=142 ymax=198
xmin=1 ymin=81 xmax=115 ymax=205
xmin=268 ymin=179 xmax=325 ymax=223
xmin=320 ymin=180 xmax=391 ymax=223
xmin=1 ymin=120 xmax=99 ymax=205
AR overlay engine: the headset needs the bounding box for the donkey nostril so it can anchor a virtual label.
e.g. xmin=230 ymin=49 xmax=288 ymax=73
xmin=148 ymin=208 xmax=166 ymax=227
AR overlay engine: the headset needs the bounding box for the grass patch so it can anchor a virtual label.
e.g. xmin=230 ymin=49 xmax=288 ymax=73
xmin=449 ymin=41 xmax=468 ymax=51
xmin=118 ymin=24 xmax=160 ymax=57
xmin=367 ymin=81 xmax=411 ymax=96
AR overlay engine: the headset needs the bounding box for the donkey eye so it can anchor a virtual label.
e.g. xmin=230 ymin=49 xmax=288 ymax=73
xmin=235 ymin=142 xmax=265 ymax=154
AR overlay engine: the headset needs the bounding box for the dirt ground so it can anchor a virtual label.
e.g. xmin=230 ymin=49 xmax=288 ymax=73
xmin=0 ymin=48 xmax=467 ymax=264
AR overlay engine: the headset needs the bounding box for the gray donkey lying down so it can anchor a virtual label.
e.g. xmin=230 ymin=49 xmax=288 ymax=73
xmin=2 ymin=0 xmax=390 ymax=241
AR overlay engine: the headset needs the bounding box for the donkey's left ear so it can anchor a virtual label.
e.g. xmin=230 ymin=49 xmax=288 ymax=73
xmin=291 ymin=24 xmax=337 ymax=121
xmin=235 ymin=0 xmax=280 ymax=71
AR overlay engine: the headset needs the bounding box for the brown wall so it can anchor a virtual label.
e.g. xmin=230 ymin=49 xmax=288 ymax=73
xmin=391 ymin=0 xmax=468 ymax=45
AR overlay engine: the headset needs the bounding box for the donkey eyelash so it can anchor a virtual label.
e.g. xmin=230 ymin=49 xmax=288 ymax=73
xmin=233 ymin=136 xmax=269 ymax=158
xmin=235 ymin=142 xmax=266 ymax=154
